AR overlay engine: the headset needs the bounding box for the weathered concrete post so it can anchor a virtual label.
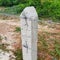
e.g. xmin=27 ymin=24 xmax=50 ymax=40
xmin=20 ymin=6 xmax=38 ymax=60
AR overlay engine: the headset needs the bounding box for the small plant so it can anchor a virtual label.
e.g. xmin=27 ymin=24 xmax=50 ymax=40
xmin=55 ymin=42 xmax=60 ymax=58
xmin=14 ymin=49 xmax=23 ymax=60
xmin=39 ymin=34 xmax=48 ymax=49
xmin=0 ymin=35 xmax=3 ymax=41
xmin=0 ymin=44 xmax=9 ymax=52
xmin=15 ymin=27 xmax=21 ymax=32
xmin=49 ymin=40 xmax=60 ymax=59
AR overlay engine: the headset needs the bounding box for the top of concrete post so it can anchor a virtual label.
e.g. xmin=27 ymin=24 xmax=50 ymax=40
xmin=20 ymin=6 xmax=38 ymax=20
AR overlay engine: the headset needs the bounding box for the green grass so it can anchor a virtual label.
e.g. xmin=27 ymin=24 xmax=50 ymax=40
xmin=0 ymin=44 xmax=9 ymax=51
xmin=38 ymin=32 xmax=60 ymax=60
xmin=14 ymin=49 xmax=23 ymax=60
xmin=0 ymin=0 xmax=60 ymax=22
xmin=0 ymin=35 xmax=3 ymax=41
xmin=15 ymin=27 xmax=21 ymax=32
xmin=0 ymin=4 xmax=27 ymax=15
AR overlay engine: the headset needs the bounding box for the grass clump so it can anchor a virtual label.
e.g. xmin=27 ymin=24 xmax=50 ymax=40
xmin=15 ymin=27 xmax=21 ymax=32
xmin=14 ymin=49 xmax=23 ymax=60
xmin=0 ymin=35 xmax=3 ymax=41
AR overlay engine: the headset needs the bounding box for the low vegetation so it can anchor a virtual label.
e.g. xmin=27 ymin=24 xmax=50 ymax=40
xmin=0 ymin=35 xmax=3 ymax=41
xmin=0 ymin=0 xmax=60 ymax=21
xmin=14 ymin=49 xmax=23 ymax=60
xmin=38 ymin=31 xmax=60 ymax=60
xmin=15 ymin=27 xmax=21 ymax=32
xmin=0 ymin=0 xmax=21 ymax=6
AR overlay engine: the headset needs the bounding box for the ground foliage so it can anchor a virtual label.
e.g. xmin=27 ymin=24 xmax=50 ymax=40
xmin=0 ymin=0 xmax=60 ymax=21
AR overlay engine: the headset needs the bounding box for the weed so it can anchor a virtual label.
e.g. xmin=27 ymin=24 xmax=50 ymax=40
xmin=15 ymin=27 xmax=21 ymax=32
xmin=0 ymin=35 xmax=3 ymax=41
xmin=0 ymin=44 xmax=9 ymax=51
xmin=14 ymin=49 xmax=23 ymax=60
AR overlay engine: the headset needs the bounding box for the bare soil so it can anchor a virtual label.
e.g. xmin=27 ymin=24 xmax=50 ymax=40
xmin=0 ymin=17 xmax=60 ymax=60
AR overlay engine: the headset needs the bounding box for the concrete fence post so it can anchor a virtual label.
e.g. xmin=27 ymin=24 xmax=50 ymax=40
xmin=20 ymin=6 xmax=38 ymax=60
